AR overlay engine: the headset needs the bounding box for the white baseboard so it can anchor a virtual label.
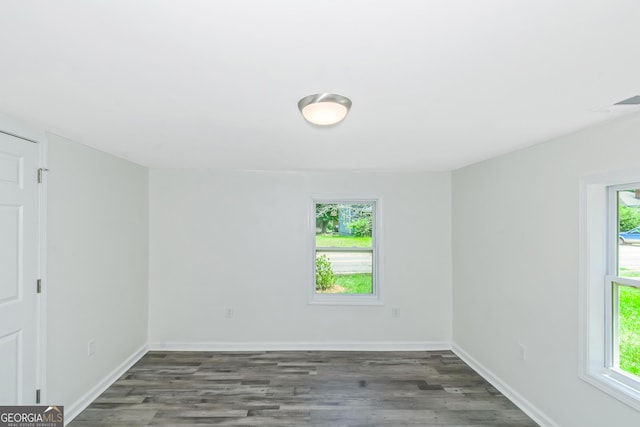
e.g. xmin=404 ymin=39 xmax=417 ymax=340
xmin=64 ymin=344 xmax=148 ymax=425
xmin=149 ymin=341 xmax=451 ymax=352
xmin=451 ymin=344 xmax=558 ymax=427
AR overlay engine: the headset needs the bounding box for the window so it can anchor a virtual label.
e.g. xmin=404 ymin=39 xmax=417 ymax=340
xmin=607 ymin=185 xmax=640 ymax=383
xmin=580 ymin=174 xmax=640 ymax=411
xmin=311 ymin=200 xmax=381 ymax=305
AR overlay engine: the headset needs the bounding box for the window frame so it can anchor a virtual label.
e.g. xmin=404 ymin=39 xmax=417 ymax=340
xmin=309 ymin=198 xmax=382 ymax=306
xmin=580 ymin=172 xmax=640 ymax=411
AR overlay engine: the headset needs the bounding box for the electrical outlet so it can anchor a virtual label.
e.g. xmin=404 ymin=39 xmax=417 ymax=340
xmin=392 ymin=307 xmax=400 ymax=318
xmin=225 ymin=308 xmax=234 ymax=319
xmin=88 ymin=340 xmax=96 ymax=357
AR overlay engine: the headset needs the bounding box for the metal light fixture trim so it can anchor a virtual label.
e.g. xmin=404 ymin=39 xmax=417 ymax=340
xmin=298 ymin=93 xmax=352 ymax=126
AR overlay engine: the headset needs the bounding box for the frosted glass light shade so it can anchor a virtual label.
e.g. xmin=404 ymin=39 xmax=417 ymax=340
xmin=298 ymin=93 xmax=352 ymax=126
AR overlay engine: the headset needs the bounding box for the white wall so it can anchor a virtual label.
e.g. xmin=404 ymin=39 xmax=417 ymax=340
xmin=452 ymin=113 xmax=640 ymax=426
xmin=46 ymin=134 xmax=148 ymax=410
xmin=149 ymin=170 xmax=451 ymax=348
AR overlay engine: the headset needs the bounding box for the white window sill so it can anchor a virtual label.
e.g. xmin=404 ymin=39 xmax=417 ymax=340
xmin=581 ymin=367 xmax=640 ymax=412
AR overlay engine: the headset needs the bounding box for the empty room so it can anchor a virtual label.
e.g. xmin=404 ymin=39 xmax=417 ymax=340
xmin=2 ymin=1 xmax=640 ymax=426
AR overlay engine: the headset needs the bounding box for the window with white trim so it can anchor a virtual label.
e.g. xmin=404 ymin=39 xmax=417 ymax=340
xmin=311 ymin=200 xmax=381 ymax=305
xmin=580 ymin=174 xmax=640 ymax=411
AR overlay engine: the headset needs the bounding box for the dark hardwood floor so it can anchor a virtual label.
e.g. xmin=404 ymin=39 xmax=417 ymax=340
xmin=69 ymin=350 xmax=537 ymax=426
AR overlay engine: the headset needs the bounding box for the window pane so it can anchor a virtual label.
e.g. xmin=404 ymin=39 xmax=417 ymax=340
xmin=617 ymin=283 xmax=640 ymax=377
xmin=315 ymin=203 xmax=372 ymax=248
xmin=315 ymin=251 xmax=372 ymax=294
xmin=618 ymin=190 xmax=640 ymax=278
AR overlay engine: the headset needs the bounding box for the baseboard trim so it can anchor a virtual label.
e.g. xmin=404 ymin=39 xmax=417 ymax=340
xmin=451 ymin=344 xmax=558 ymax=427
xmin=65 ymin=344 xmax=148 ymax=425
xmin=149 ymin=341 xmax=451 ymax=352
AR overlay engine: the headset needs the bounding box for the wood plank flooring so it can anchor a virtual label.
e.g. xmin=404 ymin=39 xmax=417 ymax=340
xmin=69 ymin=351 xmax=537 ymax=426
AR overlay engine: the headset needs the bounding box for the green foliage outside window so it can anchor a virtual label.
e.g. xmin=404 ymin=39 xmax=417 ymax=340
xmin=316 ymin=204 xmax=339 ymax=233
xmin=619 ymin=284 xmax=640 ymax=376
xmin=315 ymin=254 xmax=335 ymax=291
xmin=347 ymin=217 xmax=372 ymax=237
xmin=619 ymin=204 xmax=640 ymax=232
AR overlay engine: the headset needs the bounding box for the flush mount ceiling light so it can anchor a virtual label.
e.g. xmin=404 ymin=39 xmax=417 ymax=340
xmin=614 ymin=95 xmax=640 ymax=105
xmin=592 ymin=95 xmax=640 ymax=113
xmin=298 ymin=93 xmax=352 ymax=126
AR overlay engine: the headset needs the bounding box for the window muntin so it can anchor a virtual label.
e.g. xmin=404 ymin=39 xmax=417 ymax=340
xmin=313 ymin=201 xmax=378 ymax=300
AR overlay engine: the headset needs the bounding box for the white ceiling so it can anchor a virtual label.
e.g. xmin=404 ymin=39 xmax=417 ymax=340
xmin=1 ymin=0 xmax=639 ymax=171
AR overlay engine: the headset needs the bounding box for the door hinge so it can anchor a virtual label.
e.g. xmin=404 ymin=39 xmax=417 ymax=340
xmin=37 ymin=168 xmax=49 ymax=184
xmin=37 ymin=279 xmax=42 ymax=294
xmin=36 ymin=389 xmax=41 ymax=404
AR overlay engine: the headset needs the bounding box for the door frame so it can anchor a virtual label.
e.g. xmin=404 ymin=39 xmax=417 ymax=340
xmin=0 ymin=114 xmax=48 ymax=404
xmin=37 ymin=134 xmax=48 ymax=404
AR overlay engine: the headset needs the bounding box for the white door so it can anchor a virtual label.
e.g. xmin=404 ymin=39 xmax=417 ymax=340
xmin=0 ymin=131 xmax=39 ymax=404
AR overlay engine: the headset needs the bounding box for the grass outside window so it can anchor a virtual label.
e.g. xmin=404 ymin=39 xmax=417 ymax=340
xmin=315 ymin=235 xmax=371 ymax=248
xmin=619 ymin=285 xmax=640 ymax=376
